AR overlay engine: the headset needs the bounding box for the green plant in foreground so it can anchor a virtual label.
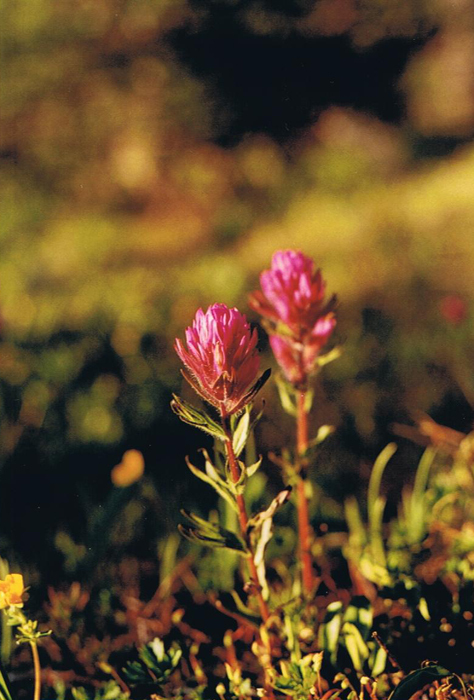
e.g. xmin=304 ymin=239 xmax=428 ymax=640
xmin=0 ymin=572 xmax=51 ymax=700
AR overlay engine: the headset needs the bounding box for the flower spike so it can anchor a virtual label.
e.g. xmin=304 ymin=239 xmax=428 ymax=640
xmin=249 ymin=250 xmax=336 ymax=386
xmin=175 ymin=303 xmax=266 ymax=418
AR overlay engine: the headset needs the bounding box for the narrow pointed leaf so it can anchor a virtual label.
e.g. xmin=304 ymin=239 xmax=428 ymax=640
xmin=275 ymin=374 xmax=297 ymax=417
xmin=185 ymin=455 xmax=238 ymax=513
xmin=229 ymin=591 xmax=262 ymax=625
xmin=0 ymin=665 xmax=12 ymax=700
xmin=232 ymin=406 xmax=251 ymax=458
xmin=315 ymin=346 xmax=342 ymax=367
xmin=370 ymin=646 xmax=387 ymax=677
xmin=170 ymin=394 xmax=226 ymax=440
xmin=179 ymin=511 xmax=247 ymax=553
xmin=342 ymin=622 xmax=369 ymax=672
xmin=368 ymin=443 xmax=397 ymax=524
xmin=343 ymin=596 xmax=372 ymax=641
xmin=308 ymin=425 xmax=334 ymax=449
xmin=246 ymin=456 xmax=263 ymax=478
xmin=318 ymin=601 xmax=343 ymax=666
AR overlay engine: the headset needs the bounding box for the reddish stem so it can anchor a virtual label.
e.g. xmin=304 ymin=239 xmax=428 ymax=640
xmin=223 ymin=422 xmax=278 ymax=700
xmin=296 ymin=390 xmax=314 ymax=595
xmin=224 ymin=434 xmax=270 ymax=623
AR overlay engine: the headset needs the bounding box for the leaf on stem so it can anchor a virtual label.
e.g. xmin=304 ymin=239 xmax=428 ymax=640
xmin=179 ymin=510 xmax=247 ymax=554
xmin=246 ymin=456 xmax=262 ymax=478
xmin=243 ymin=368 xmax=272 ymax=405
xmin=185 ymin=452 xmax=238 ymax=513
xmin=231 ymin=405 xmax=251 ymax=458
xmin=247 ymin=489 xmax=291 ymax=598
xmin=314 ymin=346 xmax=342 ymax=368
xmin=229 ymin=591 xmax=262 ymax=625
xmin=308 ymin=425 xmax=334 ymax=450
xmin=170 ymin=394 xmax=227 ymax=440
xmin=275 ymin=374 xmax=297 ymax=417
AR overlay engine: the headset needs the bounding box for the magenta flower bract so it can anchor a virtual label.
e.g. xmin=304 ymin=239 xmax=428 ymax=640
xmin=249 ymin=250 xmax=336 ymax=386
xmin=175 ymin=303 xmax=263 ymax=418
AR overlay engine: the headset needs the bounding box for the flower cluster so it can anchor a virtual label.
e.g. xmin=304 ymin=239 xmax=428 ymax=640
xmin=175 ymin=303 xmax=263 ymax=418
xmin=249 ymin=250 xmax=336 ymax=386
xmin=0 ymin=573 xmax=25 ymax=609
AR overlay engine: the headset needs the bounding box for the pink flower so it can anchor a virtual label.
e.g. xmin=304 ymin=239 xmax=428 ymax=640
xmin=175 ymin=303 xmax=265 ymax=418
xmin=269 ymin=316 xmax=337 ymax=386
xmin=249 ymin=250 xmax=336 ymax=386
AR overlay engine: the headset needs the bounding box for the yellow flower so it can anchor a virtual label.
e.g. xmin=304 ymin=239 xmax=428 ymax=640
xmin=0 ymin=574 xmax=25 ymax=609
xmin=111 ymin=449 xmax=144 ymax=488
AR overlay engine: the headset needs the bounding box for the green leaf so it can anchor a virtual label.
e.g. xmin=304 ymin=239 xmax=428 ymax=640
xmin=308 ymin=425 xmax=334 ymax=449
xmin=246 ymin=456 xmax=262 ymax=478
xmin=226 ymin=457 xmax=247 ymax=496
xmin=344 ymin=496 xmax=366 ymax=547
xmin=418 ymin=597 xmax=430 ymax=621
xmin=140 ymin=638 xmax=182 ymax=677
xmin=407 ymin=447 xmax=437 ymax=545
xmin=368 ymin=443 xmax=397 ymax=525
xmin=367 ymin=443 xmax=396 ymax=570
xmin=122 ymin=660 xmax=150 ymax=685
xmin=0 ymin=665 xmax=12 ymax=700
xmin=387 ymin=665 xmax=451 ymax=700
xmin=185 ymin=453 xmax=238 ymax=513
xmin=123 ymin=638 xmax=183 ymax=690
xmin=370 ymin=646 xmax=387 ymax=677
xmin=275 ymin=374 xmax=297 ymax=417
xmin=232 ymin=406 xmax=251 ymax=458
xmin=343 ymin=596 xmax=372 ymax=641
xmin=229 ymin=591 xmax=262 ymax=625
xmin=342 ymin=622 xmax=369 ymax=673
xmin=179 ymin=510 xmax=247 ymax=554
xmin=318 ymin=601 xmax=343 ymax=666
xmin=314 ymin=346 xmax=342 ymax=368
xmin=170 ymin=394 xmax=226 ymax=440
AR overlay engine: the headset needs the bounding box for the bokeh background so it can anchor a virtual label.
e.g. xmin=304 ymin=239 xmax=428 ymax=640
xmin=2 ymin=0 xmax=474 ymax=581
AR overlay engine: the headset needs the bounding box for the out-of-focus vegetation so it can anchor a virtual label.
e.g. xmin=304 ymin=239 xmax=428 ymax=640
xmin=2 ymin=0 xmax=474 ymax=588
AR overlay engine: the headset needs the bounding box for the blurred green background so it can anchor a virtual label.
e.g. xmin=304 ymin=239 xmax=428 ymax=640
xmin=2 ymin=0 xmax=474 ymax=577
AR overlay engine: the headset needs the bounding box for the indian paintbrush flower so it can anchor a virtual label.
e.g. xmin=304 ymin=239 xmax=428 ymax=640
xmin=175 ymin=303 xmax=267 ymax=418
xmin=249 ymin=250 xmax=336 ymax=386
